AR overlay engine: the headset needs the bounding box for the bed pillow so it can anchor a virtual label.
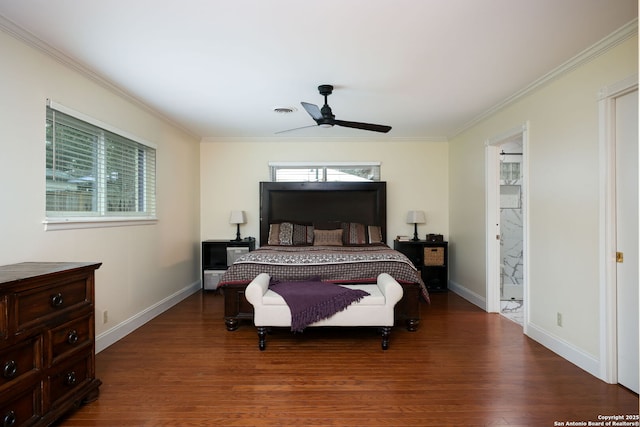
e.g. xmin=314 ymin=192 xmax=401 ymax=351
xmin=267 ymin=222 xmax=294 ymax=245
xmin=267 ymin=223 xmax=280 ymax=245
xmin=313 ymin=229 xmax=344 ymax=246
xmin=292 ymin=223 xmax=314 ymax=245
xmin=341 ymin=222 xmax=367 ymax=245
xmin=367 ymin=225 xmax=383 ymax=244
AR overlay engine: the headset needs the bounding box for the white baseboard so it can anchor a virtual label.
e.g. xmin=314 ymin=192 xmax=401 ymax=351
xmin=96 ymin=280 xmax=201 ymax=353
xmin=448 ymin=280 xmax=487 ymax=311
xmin=525 ymin=322 xmax=600 ymax=378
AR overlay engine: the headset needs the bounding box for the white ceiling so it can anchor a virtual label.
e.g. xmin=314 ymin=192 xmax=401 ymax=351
xmin=0 ymin=0 xmax=637 ymax=140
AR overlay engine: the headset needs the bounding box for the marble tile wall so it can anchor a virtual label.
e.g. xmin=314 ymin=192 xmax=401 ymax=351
xmin=501 ymin=205 xmax=523 ymax=286
xmin=499 ymin=141 xmax=524 ymax=301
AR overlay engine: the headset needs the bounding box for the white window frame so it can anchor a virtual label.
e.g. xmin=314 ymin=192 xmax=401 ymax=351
xmin=268 ymin=161 xmax=381 ymax=182
xmin=44 ymin=100 xmax=157 ymax=231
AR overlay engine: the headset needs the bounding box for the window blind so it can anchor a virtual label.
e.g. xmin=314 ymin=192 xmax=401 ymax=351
xmin=46 ymin=103 xmax=156 ymax=220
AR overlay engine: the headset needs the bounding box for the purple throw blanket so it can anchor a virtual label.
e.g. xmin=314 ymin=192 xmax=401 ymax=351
xmin=269 ymin=277 xmax=370 ymax=333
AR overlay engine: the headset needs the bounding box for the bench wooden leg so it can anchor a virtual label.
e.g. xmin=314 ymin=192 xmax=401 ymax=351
xmin=405 ymin=319 xmax=419 ymax=332
xmin=381 ymin=327 xmax=391 ymax=350
xmin=257 ymin=326 xmax=267 ymax=350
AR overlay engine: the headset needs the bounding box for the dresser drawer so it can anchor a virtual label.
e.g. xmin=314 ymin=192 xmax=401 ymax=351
xmin=15 ymin=276 xmax=91 ymax=333
xmin=0 ymin=382 xmax=41 ymax=427
xmin=48 ymin=314 xmax=93 ymax=366
xmin=0 ymin=337 xmax=42 ymax=390
xmin=47 ymin=354 xmax=92 ymax=408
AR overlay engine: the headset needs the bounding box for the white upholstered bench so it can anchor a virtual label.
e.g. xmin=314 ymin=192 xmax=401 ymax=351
xmin=245 ymin=273 xmax=403 ymax=350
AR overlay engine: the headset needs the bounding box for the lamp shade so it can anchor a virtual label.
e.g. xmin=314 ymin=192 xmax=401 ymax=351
xmin=406 ymin=210 xmax=426 ymax=224
xmin=229 ymin=210 xmax=246 ymax=225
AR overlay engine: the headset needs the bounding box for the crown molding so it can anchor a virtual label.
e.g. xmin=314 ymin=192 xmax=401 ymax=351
xmin=453 ymin=18 xmax=638 ymax=138
xmin=0 ymin=14 xmax=199 ymax=140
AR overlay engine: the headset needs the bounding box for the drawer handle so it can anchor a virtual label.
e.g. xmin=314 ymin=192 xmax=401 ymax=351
xmin=50 ymin=292 xmax=64 ymax=307
xmin=67 ymin=329 xmax=79 ymax=344
xmin=64 ymin=371 xmax=77 ymax=386
xmin=2 ymin=360 xmax=17 ymax=379
xmin=2 ymin=411 xmax=16 ymax=427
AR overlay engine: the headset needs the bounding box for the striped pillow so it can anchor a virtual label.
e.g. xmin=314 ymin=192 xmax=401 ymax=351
xmin=342 ymin=222 xmax=367 ymax=245
xmin=292 ymin=223 xmax=314 ymax=245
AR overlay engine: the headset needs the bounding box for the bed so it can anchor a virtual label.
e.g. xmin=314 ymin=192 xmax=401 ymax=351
xmin=218 ymin=181 xmax=427 ymax=331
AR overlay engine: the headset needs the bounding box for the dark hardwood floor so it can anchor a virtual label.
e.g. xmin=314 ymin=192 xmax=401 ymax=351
xmin=59 ymin=290 xmax=638 ymax=426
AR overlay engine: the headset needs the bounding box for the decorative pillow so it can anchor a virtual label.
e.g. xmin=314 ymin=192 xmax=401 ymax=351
xmin=367 ymin=225 xmax=383 ymax=244
xmin=313 ymin=229 xmax=343 ymax=246
xmin=267 ymin=222 xmax=294 ymax=245
xmin=292 ymin=223 xmax=314 ymax=245
xmin=341 ymin=222 xmax=367 ymax=245
xmin=267 ymin=223 xmax=280 ymax=245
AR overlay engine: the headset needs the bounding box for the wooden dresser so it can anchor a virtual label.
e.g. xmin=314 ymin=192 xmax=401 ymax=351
xmin=0 ymin=262 xmax=101 ymax=427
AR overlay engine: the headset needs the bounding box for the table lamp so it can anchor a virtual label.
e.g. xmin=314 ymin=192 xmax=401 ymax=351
xmin=229 ymin=210 xmax=246 ymax=241
xmin=406 ymin=210 xmax=426 ymax=241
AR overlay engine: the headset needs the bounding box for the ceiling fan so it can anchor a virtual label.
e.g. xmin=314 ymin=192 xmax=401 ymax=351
xmin=277 ymin=85 xmax=392 ymax=134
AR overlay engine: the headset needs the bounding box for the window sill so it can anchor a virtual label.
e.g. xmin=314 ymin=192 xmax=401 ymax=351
xmin=43 ymin=217 xmax=158 ymax=231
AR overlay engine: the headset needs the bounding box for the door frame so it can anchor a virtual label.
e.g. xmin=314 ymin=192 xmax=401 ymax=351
xmin=597 ymin=74 xmax=638 ymax=384
xmin=485 ymin=122 xmax=529 ymax=333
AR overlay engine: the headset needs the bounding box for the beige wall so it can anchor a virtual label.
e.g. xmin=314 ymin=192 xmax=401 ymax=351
xmin=0 ymin=30 xmax=201 ymax=342
xmin=449 ymin=35 xmax=637 ymax=365
xmin=200 ymin=138 xmax=449 ymax=246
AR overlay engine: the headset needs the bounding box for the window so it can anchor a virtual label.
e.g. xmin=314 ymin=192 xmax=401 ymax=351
xmin=269 ymin=162 xmax=380 ymax=182
xmin=45 ymin=101 xmax=156 ymax=230
xmin=500 ymin=162 xmax=520 ymax=181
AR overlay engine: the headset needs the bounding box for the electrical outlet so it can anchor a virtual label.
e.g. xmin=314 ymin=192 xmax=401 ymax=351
xmin=102 ymin=310 xmax=108 ymax=324
xmin=556 ymin=312 xmax=562 ymax=327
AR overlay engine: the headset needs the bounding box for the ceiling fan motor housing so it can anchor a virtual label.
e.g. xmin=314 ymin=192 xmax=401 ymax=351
xmin=318 ymin=84 xmax=333 ymax=96
xmin=320 ymin=105 xmax=334 ymax=120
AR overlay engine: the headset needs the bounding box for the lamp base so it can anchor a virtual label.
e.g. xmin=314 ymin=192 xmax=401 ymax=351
xmin=412 ymin=223 xmax=419 ymax=241
xmin=234 ymin=224 xmax=242 ymax=241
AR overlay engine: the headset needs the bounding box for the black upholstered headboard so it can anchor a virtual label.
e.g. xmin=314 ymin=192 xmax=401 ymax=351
xmin=259 ymin=181 xmax=387 ymax=244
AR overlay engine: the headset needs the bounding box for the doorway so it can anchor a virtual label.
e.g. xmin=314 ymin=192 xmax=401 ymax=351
xmin=485 ymin=124 xmax=528 ymax=330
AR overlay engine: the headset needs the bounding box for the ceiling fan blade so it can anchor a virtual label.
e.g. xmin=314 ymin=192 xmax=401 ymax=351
xmin=333 ymin=119 xmax=392 ymax=133
xmin=301 ymin=102 xmax=323 ymax=121
xmin=274 ymin=124 xmax=319 ymax=134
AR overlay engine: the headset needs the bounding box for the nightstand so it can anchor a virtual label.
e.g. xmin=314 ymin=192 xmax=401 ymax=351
xmin=201 ymin=238 xmax=255 ymax=290
xmin=394 ymin=239 xmax=448 ymax=292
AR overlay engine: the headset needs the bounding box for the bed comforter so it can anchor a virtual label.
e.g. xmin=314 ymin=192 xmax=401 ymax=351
xmin=218 ymin=244 xmax=429 ymax=302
